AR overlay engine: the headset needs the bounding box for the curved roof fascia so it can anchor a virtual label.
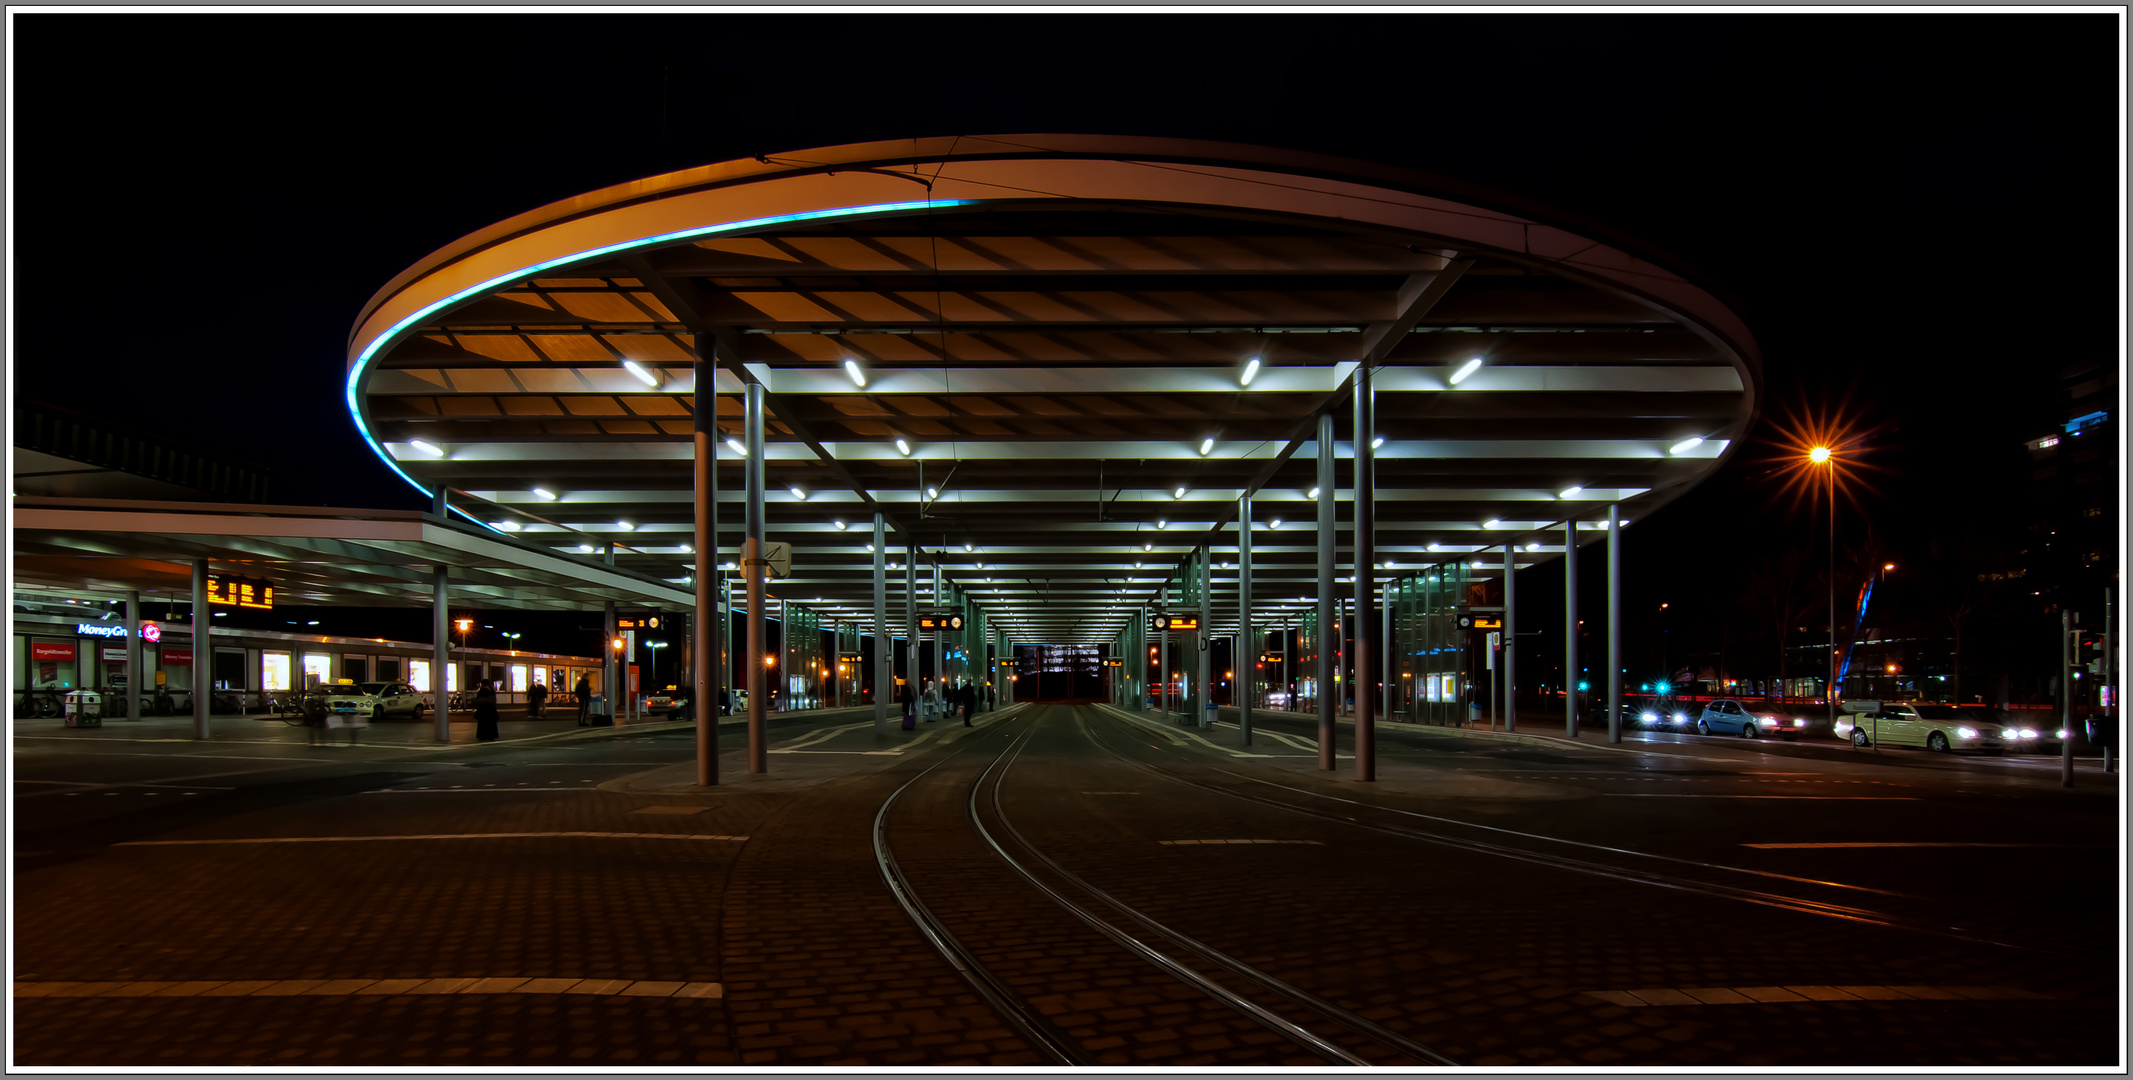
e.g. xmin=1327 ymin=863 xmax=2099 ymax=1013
xmin=349 ymin=135 xmax=1760 ymax=380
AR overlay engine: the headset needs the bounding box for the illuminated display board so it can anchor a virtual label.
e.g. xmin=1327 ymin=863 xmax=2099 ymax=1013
xmin=208 ymin=574 xmax=274 ymax=610
xmin=1152 ymin=614 xmax=1199 ymax=632
xmin=919 ymin=614 xmax=966 ymax=631
xmin=1032 ymin=644 xmax=1106 ymax=677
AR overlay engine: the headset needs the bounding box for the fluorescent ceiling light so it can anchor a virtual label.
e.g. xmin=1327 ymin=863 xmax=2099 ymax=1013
xmin=1240 ymin=357 xmax=1261 ymax=386
xmin=790 ymin=487 xmax=807 ymax=500
xmin=622 ymin=360 xmax=659 ymax=388
xmin=1144 ymin=542 xmax=1154 ymax=551
xmin=1307 ymin=486 xmax=1320 ymax=499
xmin=614 ymin=521 xmax=634 ymax=531
xmin=1371 ymin=436 xmax=1384 ymax=449
xmin=1269 ymin=519 xmax=1281 ymax=529
xmin=1427 ymin=542 xmax=1441 ymax=552
xmin=532 ymin=487 xmax=557 ymax=501
xmin=1559 ymin=486 xmax=1584 ymax=499
xmin=843 ymin=359 xmax=867 ymax=388
xmin=1198 ymin=437 xmax=1215 ymax=455
xmin=895 ymin=437 xmax=911 ymax=456
xmin=925 ymin=486 xmax=939 ymax=499
xmin=1449 ymin=357 xmax=1484 ymax=385
xmin=1526 ymin=542 xmax=1541 ymax=552
xmin=834 ymin=520 xmax=847 ymax=530
xmin=1669 ymin=436 xmax=1706 ymax=455
xmin=726 ymin=437 xmax=746 ymax=456
xmin=1156 ymin=519 xmax=1167 ymax=529
xmin=1173 ymin=486 xmax=1186 ymax=499
xmin=680 ymin=543 xmax=692 ymax=553
xmin=579 ymin=544 xmax=594 ymax=553
xmin=1483 ymin=519 xmax=1501 ymax=529
xmin=407 ymin=439 xmax=444 ymax=458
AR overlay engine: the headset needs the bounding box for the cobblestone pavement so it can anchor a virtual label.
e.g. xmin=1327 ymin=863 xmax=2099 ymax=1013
xmin=11 ymin=699 xmax=2119 ymax=1067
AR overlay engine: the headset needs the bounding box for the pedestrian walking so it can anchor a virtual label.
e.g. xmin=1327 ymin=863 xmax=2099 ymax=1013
xmin=528 ymin=680 xmax=547 ymax=719
xmin=475 ymin=679 xmax=501 ymax=741
xmin=986 ymin=683 xmax=995 ymax=711
xmin=960 ymin=681 xmax=976 ymax=726
xmin=898 ymin=681 xmax=915 ymax=731
xmin=574 ymin=674 xmax=591 ymax=726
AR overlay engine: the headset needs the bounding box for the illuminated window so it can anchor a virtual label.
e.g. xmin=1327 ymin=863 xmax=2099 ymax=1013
xmin=509 ymin=664 xmax=530 ymax=692
xmin=302 ymin=653 xmax=331 ymax=688
xmin=409 ymin=660 xmax=431 ymax=693
xmin=261 ymin=652 xmax=292 ymax=692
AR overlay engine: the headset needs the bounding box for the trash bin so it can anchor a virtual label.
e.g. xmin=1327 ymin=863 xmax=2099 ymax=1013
xmin=64 ymin=690 xmax=103 ymax=728
xmin=1203 ymin=702 xmax=1217 ymax=729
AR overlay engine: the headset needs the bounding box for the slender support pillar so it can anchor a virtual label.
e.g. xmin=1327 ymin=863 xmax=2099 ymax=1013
xmin=873 ymin=514 xmax=888 ymax=734
xmin=1353 ymin=371 xmax=1376 ymax=781
xmin=1198 ymin=545 xmax=1213 ymax=728
xmin=1607 ymin=504 xmax=1623 ymax=744
xmin=1238 ymin=494 xmax=1254 ymax=746
xmin=1315 ymin=411 xmax=1337 ymax=770
xmin=2062 ymin=609 xmax=2075 ymax=788
xmin=1503 ymin=544 xmax=1518 ymax=733
xmin=934 ymin=558 xmax=945 ymax=706
xmin=1159 ymin=584 xmax=1170 ymax=718
xmin=744 ymin=382 xmax=768 ymax=773
xmin=692 ymin=350 xmax=718 ymax=784
xmin=604 ymin=598 xmax=617 ymax=721
xmin=1565 ymin=518 xmax=1580 ymax=738
xmin=432 ymin=566 xmax=451 ymax=741
xmin=126 ymin=589 xmax=142 ymax=722
xmin=1383 ymin=579 xmax=1394 ymax=723
xmin=191 ymin=559 xmax=209 ymax=739
xmin=905 ymin=543 xmax=918 ymax=717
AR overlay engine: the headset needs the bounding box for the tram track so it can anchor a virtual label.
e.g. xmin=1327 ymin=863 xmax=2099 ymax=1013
xmin=872 ymin=703 xmax=1458 ymax=1067
xmin=1080 ymin=704 xmax=2063 ymax=957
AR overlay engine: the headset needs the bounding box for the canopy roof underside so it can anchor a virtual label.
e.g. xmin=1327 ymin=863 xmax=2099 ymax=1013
xmin=351 ymin=136 xmax=1760 ymax=643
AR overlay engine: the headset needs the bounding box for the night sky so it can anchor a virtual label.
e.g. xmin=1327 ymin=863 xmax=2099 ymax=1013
xmin=11 ymin=13 xmax=2119 ymax=671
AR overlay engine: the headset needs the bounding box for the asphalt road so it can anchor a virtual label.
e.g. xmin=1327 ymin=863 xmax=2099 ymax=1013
xmin=11 ymin=702 xmax=2120 ymax=1067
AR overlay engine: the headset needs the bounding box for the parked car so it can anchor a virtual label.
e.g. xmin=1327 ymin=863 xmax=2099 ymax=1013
xmin=1833 ymin=702 xmax=2005 ymax=753
xmin=354 ymin=681 xmax=425 ymax=720
xmin=644 ymin=686 xmax=679 ymax=715
xmin=1696 ymin=698 xmax=1809 ymax=740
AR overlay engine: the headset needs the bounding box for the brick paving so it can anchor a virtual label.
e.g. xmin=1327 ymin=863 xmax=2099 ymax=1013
xmin=12 ymin=700 xmax=2119 ymax=1067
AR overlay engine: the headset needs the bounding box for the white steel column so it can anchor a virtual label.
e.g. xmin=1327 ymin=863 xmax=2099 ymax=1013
xmin=873 ymin=513 xmax=888 ymax=734
xmin=1238 ymin=494 xmax=1254 ymax=746
xmin=1503 ymin=544 xmax=1517 ymax=733
xmin=1198 ymin=545 xmax=1212 ymax=728
xmin=1607 ymin=503 xmax=1623 ymax=744
xmin=191 ymin=560 xmax=209 ymax=740
xmin=1353 ymin=368 xmax=1376 ymax=780
xmin=692 ymin=347 xmax=718 ymax=785
xmin=744 ymin=382 xmax=767 ymax=772
xmin=126 ymin=589 xmax=142 ymax=722
xmin=1565 ymin=518 xmax=1579 ymax=738
xmin=1315 ymin=410 xmax=1337 ymax=770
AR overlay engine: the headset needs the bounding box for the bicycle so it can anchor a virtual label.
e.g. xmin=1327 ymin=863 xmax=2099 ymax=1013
xmin=17 ymin=688 xmax=62 ymax=719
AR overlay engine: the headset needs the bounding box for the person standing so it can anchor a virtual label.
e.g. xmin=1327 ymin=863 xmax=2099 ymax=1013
xmin=960 ymin=681 xmax=976 ymax=726
xmin=898 ymin=681 xmax=915 ymax=731
xmin=574 ymin=673 xmax=591 ymax=726
xmin=528 ymin=680 xmax=547 ymax=719
xmin=475 ymin=679 xmax=500 ymax=741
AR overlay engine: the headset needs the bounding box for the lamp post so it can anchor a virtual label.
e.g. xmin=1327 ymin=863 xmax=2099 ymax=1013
xmin=644 ymin=640 xmax=667 ymax=696
xmin=1809 ymin=444 xmax=1838 ymax=740
xmin=454 ymin=617 xmax=473 ymax=705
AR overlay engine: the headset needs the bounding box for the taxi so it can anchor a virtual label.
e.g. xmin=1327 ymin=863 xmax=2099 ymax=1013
xmin=1835 ymin=702 xmax=2005 ymax=753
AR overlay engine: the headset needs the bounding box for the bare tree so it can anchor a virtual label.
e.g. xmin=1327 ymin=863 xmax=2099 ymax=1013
xmin=1741 ymin=543 xmax=1814 ymax=699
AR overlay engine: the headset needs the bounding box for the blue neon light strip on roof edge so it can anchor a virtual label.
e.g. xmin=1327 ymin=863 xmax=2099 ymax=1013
xmin=344 ymin=199 xmax=975 ymax=531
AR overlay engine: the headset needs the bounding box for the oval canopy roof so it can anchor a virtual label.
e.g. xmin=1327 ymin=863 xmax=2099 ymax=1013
xmin=349 ymin=135 xmax=1759 ymax=642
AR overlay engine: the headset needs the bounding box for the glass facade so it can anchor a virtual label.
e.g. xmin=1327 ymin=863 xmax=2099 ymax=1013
xmin=1388 ymin=561 xmax=1471 ymax=725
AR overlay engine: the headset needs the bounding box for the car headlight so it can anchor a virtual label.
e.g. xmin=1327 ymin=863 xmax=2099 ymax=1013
xmin=2020 ymin=729 xmax=2039 ymax=739
xmin=1957 ymin=727 xmax=1978 ymax=738
xmin=1792 ymin=718 xmax=1806 ymax=727
xmin=1640 ymin=712 xmax=1658 ymax=723
xmin=2057 ymin=729 xmax=2070 ymax=739
xmin=1758 ymin=717 xmax=1777 ymax=727
xmin=1672 ymin=713 xmax=1687 ymax=723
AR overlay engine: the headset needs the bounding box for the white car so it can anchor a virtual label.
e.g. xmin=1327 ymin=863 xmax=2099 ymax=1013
xmin=318 ymin=680 xmax=424 ymax=721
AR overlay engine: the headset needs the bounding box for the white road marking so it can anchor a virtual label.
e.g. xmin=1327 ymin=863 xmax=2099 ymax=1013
xmin=1744 ymin=842 xmax=2109 ymax=849
xmin=114 ymin=832 xmax=747 ymax=846
xmin=1604 ymin=794 xmax=1921 ymax=800
xmin=1582 ymin=985 xmax=2047 ymax=1007
xmin=1159 ymin=839 xmax=1325 ymax=846
xmin=12 ymin=978 xmax=723 ymax=999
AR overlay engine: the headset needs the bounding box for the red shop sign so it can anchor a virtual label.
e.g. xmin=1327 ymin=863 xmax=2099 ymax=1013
xmin=161 ymin=648 xmax=194 ymax=666
xmin=31 ymin=642 xmax=75 ymax=661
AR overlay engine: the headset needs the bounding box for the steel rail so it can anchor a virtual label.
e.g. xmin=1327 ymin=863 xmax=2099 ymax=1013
xmin=870 ymin=708 xmax=1090 ymax=1066
xmin=1079 ymin=706 xmax=2055 ymax=955
xmin=985 ymin=710 xmax=1460 ymax=1066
